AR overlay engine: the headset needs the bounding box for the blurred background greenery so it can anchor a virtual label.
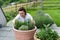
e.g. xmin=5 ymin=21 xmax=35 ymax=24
xmin=0 ymin=0 xmax=60 ymax=27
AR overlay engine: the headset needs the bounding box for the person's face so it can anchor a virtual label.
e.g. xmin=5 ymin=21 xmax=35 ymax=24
xmin=19 ymin=11 xmax=25 ymax=17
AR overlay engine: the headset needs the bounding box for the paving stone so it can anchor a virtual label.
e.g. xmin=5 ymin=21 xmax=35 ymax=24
xmin=0 ymin=30 xmax=14 ymax=36
xmin=0 ymin=26 xmax=12 ymax=31
xmin=51 ymin=24 xmax=60 ymax=36
xmin=0 ymin=21 xmax=16 ymax=40
xmin=0 ymin=37 xmax=16 ymax=40
xmin=0 ymin=28 xmax=16 ymax=40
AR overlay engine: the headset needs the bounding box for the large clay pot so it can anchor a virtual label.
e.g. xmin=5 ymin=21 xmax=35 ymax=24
xmin=13 ymin=26 xmax=37 ymax=40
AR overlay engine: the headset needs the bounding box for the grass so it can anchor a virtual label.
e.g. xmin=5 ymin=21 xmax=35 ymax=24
xmin=44 ymin=0 xmax=60 ymax=1
xmin=43 ymin=10 xmax=60 ymax=27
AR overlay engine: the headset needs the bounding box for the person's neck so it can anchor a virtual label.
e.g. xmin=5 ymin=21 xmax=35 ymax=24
xmin=22 ymin=16 xmax=26 ymax=19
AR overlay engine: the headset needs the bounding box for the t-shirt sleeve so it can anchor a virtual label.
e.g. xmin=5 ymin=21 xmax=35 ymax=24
xmin=12 ymin=14 xmax=19 ymax=24
xmin=27 ymin=13 xmax=35 ymax=24
xmin=27 ymin=13 xmax=33 ymax=20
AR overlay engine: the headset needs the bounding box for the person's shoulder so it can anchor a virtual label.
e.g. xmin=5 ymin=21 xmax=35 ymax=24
xmin=26 ymin=13 xmax=31 ymax=16
xmin=14 ymin=14 xmax=20 ymax=19
xmin=26 ymin=13 xmax=32 ymax=18
xmin=16 ymin=14 xmax=20 ymax=17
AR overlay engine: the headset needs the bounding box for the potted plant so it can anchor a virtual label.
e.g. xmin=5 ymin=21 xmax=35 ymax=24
xmin=36 ymin=24 xmax=59 ymax=40
xmin=13 ymin=20 xmax=37 ymax=40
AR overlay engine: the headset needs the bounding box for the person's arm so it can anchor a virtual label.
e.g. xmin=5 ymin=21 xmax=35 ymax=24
xmin=28 ymin=13 xmax=35 ymax=25
xmin=12 ymin=14 xmax=19 ymax=25
xmin=31 ymin=18 xmax=35 ymax=25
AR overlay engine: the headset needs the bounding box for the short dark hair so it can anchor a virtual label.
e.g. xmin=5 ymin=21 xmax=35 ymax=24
xmin=18 ymin=7 xmax=26 ymax=15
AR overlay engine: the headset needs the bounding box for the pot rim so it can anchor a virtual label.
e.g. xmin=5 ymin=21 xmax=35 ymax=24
xmin=13 ymin=26 xmax=37 ymax=32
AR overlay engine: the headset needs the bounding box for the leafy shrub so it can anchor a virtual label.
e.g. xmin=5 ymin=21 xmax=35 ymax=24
xmin=14 ymin=20 xmax=35 ymax=30
xmin=36 ymin=24 xmax=59 ymax=40
xmin=14 ymin=20 xmax=24 ymax=29
xmin=5 ymin=11 xmax=17 ymax=22
xmin=18 ymin=0 xmax=27 ymax=3
xmin=19 ymin=25 xmax=28 ymax=30
xmin=0 ymin=0 xmax=4 ymax=7
xmin=33 ymin=11 xmax=54 ymax=28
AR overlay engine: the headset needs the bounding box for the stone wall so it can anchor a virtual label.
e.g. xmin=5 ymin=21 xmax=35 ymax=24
xmin=0 ymin=8 xmax=6 ymax=26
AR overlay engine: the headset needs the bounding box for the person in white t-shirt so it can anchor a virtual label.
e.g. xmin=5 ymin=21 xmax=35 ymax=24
xmin=12 ymin=7 xmax=35 ymax=24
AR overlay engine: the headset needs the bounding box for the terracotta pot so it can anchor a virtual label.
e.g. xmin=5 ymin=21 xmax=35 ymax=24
xmin=13 ymin=26 xmax=37 ymax=40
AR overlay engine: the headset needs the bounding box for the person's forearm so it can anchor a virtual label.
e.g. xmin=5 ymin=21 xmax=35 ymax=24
xmin=12 ymin=19 xmax=16 ymax=26
xmin=31 ymin=19 xmax=35 ymax=25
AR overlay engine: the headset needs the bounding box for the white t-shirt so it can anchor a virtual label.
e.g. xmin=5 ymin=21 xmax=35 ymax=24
xmin=12 ymin=13 xmax=34 ymax=23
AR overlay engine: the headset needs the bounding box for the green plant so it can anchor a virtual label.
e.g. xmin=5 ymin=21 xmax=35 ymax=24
xmin=33 ymin=11 xmax=54 ymax=28
xmin=14 ymin=19 xmax=35 ymax=30
xmin=19 ymin=25 xmax=28 ymax=30
xmin=0 ymin=0 xmax=4 ymax=7
xmin=36 ymin=24 xmax=59 ymax=40
xmin=5 ymin=11 xmax=17 ymax=22
xmin=14 ymin=20 xmax=23 ymax=29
